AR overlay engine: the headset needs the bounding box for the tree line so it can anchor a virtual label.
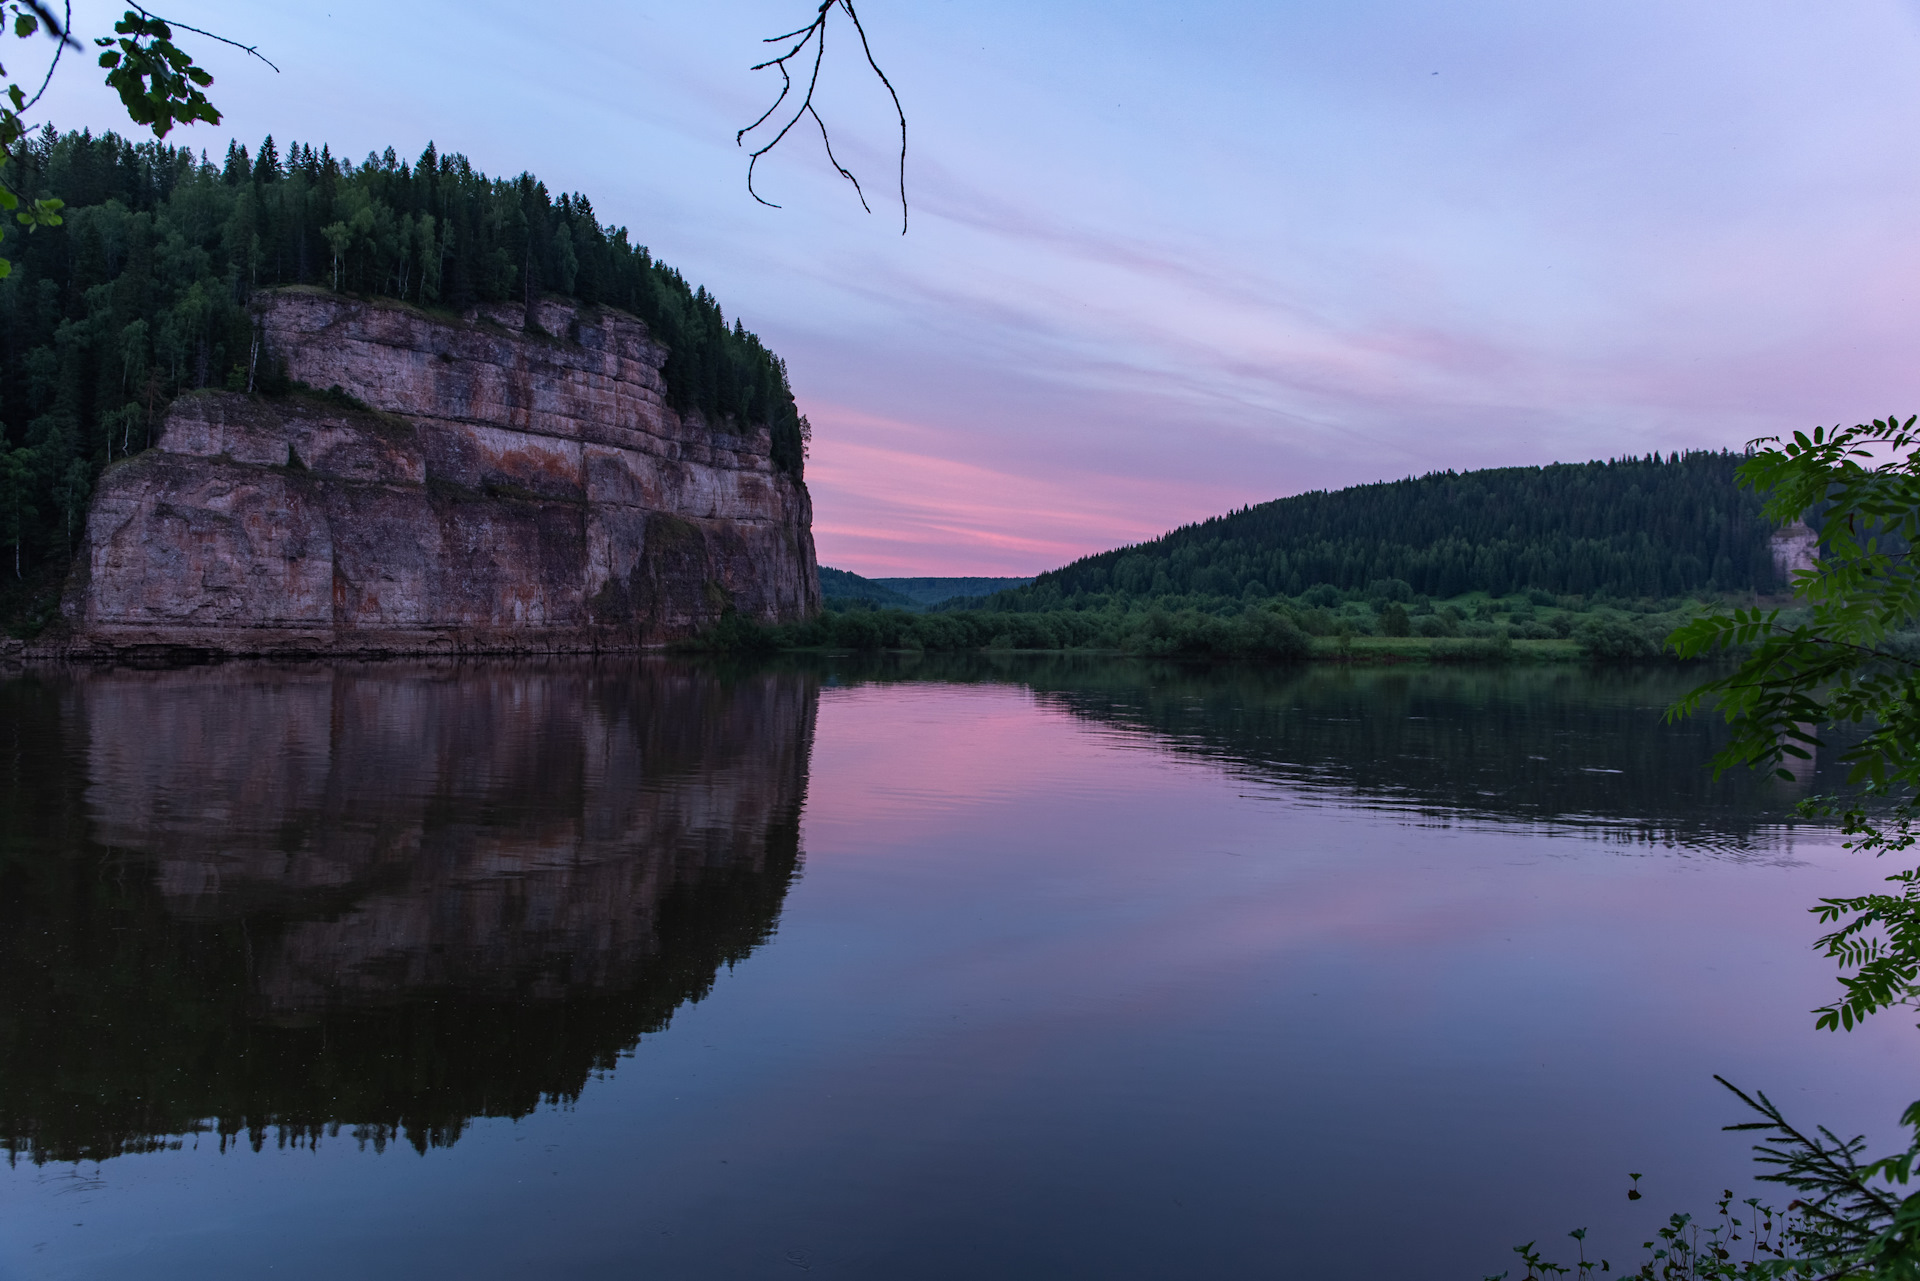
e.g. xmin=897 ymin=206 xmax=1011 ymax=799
xmin=0 ymin=125 xmax=808 ymax=610
xmin=973 ymin=452 xmax=1782 ymax=615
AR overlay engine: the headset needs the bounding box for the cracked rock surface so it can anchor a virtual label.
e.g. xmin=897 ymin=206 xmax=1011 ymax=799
xmin=63 ymin=291 xmax=819 ymax=656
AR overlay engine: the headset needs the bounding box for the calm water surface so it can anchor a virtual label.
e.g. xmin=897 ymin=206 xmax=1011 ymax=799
xmin=0 ymin=656 xmax=1913 ymax=1279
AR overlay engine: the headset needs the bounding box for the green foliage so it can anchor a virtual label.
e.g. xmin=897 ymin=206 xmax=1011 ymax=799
xmin=1522 ymin=417 xmax=1920 ymax=1281
xmin=1670 ymin=417 xmax=1920 ymax=1032
xmin=0 ymin=126 xmax=806 ymax=616
xmin=818 ymin=567 xmax=1040 ymax=612
xmin=687 ymin=602 xmax=1313 ymax=661
xmin=0 ymin=5 xmax=235 ymax=284
xmin=1716 ymin=1078 xmax=1920 ymax=1277
xmin=1579 ymin=616 xmax=1672 ymax=662
xmin=697 ymin=609 xmax=781 ymax=656
xmin=713 ymin=588 xmax=1707 ymax=667
xmin=818 ymin=565 xmax=916 ymax=609
xmin=0 ymin=5 xmax=78 ymax=283
xmin=979 ymin=452 xmax=1779 ymax=615
xmin=1504 ymin=1080 xmax=1920 ymax=1280
xmin=871 ymin=574 xmax=1037 ymax=607
xmin=1795 ymin=801 xmax=1920 ymax=1033
xmin=1673 ymin=419 xmax=1920 ymax=795
xmin=93 ymin=12 xmax=217 ymax=138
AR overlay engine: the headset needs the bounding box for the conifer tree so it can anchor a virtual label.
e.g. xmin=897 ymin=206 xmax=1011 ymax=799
xmin=252 ymin=134 xmax=278 ymax=182
xmin=0 ymin=126 xmax=811 ymax=606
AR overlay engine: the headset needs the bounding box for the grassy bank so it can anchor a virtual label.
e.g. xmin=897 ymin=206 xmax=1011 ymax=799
xmin=1308 ymin=634 xmax=1585 ymax=662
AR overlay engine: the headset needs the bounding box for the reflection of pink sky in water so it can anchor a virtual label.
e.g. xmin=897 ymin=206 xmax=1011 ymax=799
xmin=797 ymin=681 xmax=1906 ymax=1124
xmin=804 ymin=685 xmax=1122 ymax=835
xmin=615 ymin=678 xmax=1915 ymax=1281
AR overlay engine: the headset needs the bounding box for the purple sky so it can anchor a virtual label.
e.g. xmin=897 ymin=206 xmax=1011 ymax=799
xmin=36 ymin=1 xmax=1920 ymax=574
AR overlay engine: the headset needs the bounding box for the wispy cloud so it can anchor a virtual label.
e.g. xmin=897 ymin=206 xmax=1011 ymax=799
xmin=48 ymin=0 xmax=1920 ymax=577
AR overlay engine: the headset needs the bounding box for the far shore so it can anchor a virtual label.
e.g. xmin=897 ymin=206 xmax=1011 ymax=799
xmin=753 ymin=637 xmax=1611 ymax=664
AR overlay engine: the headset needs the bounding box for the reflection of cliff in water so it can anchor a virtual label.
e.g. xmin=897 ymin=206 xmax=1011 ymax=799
xmin=806 ymin=654 xmax=1828 ymax=846
xmin=0 ymin=661 xmax=815 ymax=1164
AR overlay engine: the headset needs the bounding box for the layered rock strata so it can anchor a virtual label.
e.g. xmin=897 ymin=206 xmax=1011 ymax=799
xmin=64 ymin=290 xmax=819 ymax=655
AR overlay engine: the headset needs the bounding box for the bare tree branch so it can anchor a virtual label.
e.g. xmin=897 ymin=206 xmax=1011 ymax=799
xmin=19 ymin=1 xmax=73 ymax=112
xmin=840 ymin=1 xmax=905 ymax=233
xmin=128 ymin=4 xmax=280 ymax=73
xmin=737 ymin=0 xmax=906 ymax=234
xmin=17 ymin=1 xmax=80 ymax=49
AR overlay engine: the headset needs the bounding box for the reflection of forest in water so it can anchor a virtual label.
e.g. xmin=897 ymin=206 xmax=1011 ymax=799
xmin=0 ymin=661 xmax=816 ymax=1165
xmin=0 ymin=654 xmax=1832 ymax=1169
xmin=795 ymin=653 xmax=1834 ymax=847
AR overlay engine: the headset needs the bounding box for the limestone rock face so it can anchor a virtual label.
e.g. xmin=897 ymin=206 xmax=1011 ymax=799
xmin=64 ymin=290 xmax=819 ymax=655
xmin=1770 ymin=521 xmax=1817 ymax=583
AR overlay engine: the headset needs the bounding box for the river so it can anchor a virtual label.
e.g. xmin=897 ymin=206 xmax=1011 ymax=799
xmin=0 ymin=656 xmax=1909 ymax=1279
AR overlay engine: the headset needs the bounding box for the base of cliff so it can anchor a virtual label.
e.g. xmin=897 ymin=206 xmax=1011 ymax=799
xmin=1 ymin=551 xmax=74 ymax=648
xmin=54 ymin=626 xmax=669 ymax=662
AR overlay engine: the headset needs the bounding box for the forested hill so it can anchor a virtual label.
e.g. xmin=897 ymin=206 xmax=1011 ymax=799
xmin=981 ymin=452 xmax=1780 ymax=613
xmin=875 ymin=576 xmax=1037 ymax=606
xmin=0 ymin=127 xmax=807 ymax=607
xmin=819 ymin=567 xmax=916 ymax=609
xmin=818 ymin=567 xmax=1039 ymax=611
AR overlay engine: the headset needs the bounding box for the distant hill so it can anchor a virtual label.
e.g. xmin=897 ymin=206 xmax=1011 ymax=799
xmin=818 ymin=569 xmax=1035 ymax=611
xmin=818 ymin=567 xmax=917 ymax=609
xmin=978 ymin=451 xmax=1781 ymax=613
xmin=872 ymin=576 xmax=1036 ymax=607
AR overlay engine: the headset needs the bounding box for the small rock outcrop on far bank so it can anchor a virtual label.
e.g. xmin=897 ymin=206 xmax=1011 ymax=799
xmin=61 ymin=290 xmax=820 ymax=657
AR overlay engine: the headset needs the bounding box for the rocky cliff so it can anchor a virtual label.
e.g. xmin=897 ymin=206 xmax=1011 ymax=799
xmin=62 ymin=289 xmax=819 ymax=655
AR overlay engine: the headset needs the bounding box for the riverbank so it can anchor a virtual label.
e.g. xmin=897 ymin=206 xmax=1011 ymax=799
xmin=755 ymin=638 xmax=1586 ymax=663
xmin=1308 ymin=635 xmax=1584 ymax=662
xmin=687 ymin=596 xmax=1720 ymax=664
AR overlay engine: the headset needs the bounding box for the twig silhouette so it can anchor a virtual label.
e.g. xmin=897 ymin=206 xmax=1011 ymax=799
xmin=737 ymin=0 xmax=906 ymax=234
xmin=19 ymin=0 xmax=73 ymax=113
xmin=126 ymin=4 xmax=279 ymax=72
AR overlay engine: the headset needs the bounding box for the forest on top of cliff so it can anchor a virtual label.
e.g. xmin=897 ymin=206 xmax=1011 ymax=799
xmin=965 ymin=451 xmax=1783 ymax=613
xmin=0 ymin=126 xmax=809 ymax=612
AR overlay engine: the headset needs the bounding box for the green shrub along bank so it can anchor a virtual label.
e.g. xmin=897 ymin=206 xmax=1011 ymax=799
xmin=703 ymin=588 xmax=1735 ymax=662
xmin=706 ymin=603 xmax=1311 ymax=660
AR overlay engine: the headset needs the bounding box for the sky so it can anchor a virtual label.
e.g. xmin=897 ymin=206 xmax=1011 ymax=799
xmin=32 ymin=0 xmax=1920 ymax=575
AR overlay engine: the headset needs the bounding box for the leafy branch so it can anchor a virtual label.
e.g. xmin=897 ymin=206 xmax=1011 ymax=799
xmin=1666 ymin=417 xmax=1920 ymax=1033
xmin=95 ymin=4 xmax=284 ymax=138
xmin=1521 ymin=417 xmax=1920 ymax=1281
xmin=0 ymin=4 xmax=270 ymax=277
xmin=119 ymin=4 xmax=277 ymax=74
xmin=1495 ymin=1081 xmax=1920 ymax=1279
xmin=1793 ymin=799 xmax=1920 ymax=1032
xmin=1670 ymin=418 xmax=1920 ymax=794
xmin=0 ymin=1 xmax=79 ymax=278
